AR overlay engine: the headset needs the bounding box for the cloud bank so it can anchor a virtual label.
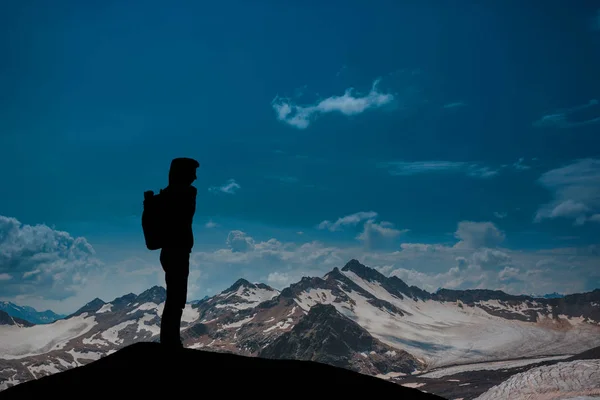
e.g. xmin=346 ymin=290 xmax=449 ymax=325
xmin=535 ymin=158 xmax=600 ymax=225
xmin=1 ymin=214 xmax=598 ymax=314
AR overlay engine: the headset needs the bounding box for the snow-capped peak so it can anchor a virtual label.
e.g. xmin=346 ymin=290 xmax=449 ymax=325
xmin=213 ymin=279 xmax=279 ymax=310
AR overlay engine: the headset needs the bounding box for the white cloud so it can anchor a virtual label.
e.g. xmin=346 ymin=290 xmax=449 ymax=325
xmin=188 ymin=218 xmax=599 ymax=298
xmin=453 ymin=221 xmax=505 ymax=249
xmin=532 ymin=99 xmax=600 ymax=129
xmin=378 ymin=160 xmax=500 ymax=179
xmin=493 ymin=211 xmax=508 ymax=219
xmin=535 ymin=159 xmax=600 ymax=225
xmin=388 ymin=264 xmax=484 ymax=292
xmin=378 ymin=242 xmax=598 ymax=296
xmin=0 ymin=215 xmax=102 ymax=301
xmin=267 ymin=272 xmax=294 ymax=287
xmin=205 ymin=220 xmax=219 ymax=228
xmin=356 ymin=220 xmax=409 ymax=250
xmin=498 ymin=266 xmax=520 ymax=281
xmin=317 ymin=211 xmax=378 ymax=231
xmin=272 ymin=79 xmax=394 ymax=129
xmin=226 ymin=230 xmax=255 ymax=253
xmin=0 ymin=215 xmax=182 ymax=314
xmin=443 ymin=102 xmax=466 ymax=109
xmin=512 ymin=157 xmax=531 ymax=170
xmin=471 ymin=248 xmax=512 ymax=269
xmin=209 ymin=179 xmax=240 ymax=194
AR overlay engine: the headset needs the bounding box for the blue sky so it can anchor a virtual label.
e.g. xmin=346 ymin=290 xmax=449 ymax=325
xmin=1 ymin=0 xmax=599 ymax=313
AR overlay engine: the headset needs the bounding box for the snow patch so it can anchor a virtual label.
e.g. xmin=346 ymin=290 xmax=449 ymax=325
xmin=100 ymin=320 xmax=136 ymax=344
xmin=136 ymin=313 xmax=160 ymax=336
xmin=67 ymin=349 xmax=103 ymax=366
xmin=26 ymin=363 xmax=61 ymax=378
xmin=181 ymin=304 xmax=200 ymax=323
xmin=263 ymin=318 xmax=293 ymax=333
xmin=402 ymin=382 xmax=426 ymax=389
xmin=294 ymin=289 xmax=337 ymax=311
xmin=127 ymin=302 xmax=159 ymax=315
xmin=221 ymin=314 xmax=255 ymax=329
xmin=376 ymin=371 xmax=406 ymax=379
xmin=82 ymin=332 xmax=108 ymax=347
xmin=216 ymin=286 xmax=279 ymax=310
xmin=96 ymin=303 xmax=113 ymax=314
xmin=420 ymin=355 xmax=574 ymax=379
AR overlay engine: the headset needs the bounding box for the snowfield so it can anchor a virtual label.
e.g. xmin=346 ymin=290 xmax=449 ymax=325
xmin=475 ymin=360 xmax=600 ymax=400
xmin=299 ymin=270 xmax=600 ymax=368
xmin=419 ymin=355 xmax=574 ymax=378
xmin=0 ymin=314 xmax=97 ymax=359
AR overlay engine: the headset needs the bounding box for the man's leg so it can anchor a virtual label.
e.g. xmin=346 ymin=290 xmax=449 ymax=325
xmin=160 ymin=249 xmax=190 ymax=347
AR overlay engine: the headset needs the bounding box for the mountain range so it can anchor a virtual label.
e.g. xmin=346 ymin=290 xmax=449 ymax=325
xmin=0 ymin=302 xmax=65 ymax=325
xmin=1 ymin=259 xmax=599 ymax=399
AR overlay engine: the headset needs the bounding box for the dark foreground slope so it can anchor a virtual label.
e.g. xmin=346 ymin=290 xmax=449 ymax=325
xmin=1 ymin=342 xmax=445 ymax=399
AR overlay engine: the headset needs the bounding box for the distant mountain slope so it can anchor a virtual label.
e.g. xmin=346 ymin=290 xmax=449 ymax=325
xmin=0 ymin=342 xmax=445 ymax=400
xmin=0 ymin=301 xmax=64 ymax=324
xmin=0 ymin=310 xmax=33 ymax=327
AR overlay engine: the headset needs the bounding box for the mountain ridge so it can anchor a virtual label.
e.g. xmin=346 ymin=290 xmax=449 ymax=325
xmin=2 ymin=259 xmax=599 ymax=398
xmin=0 ymin=301 xmax=65 ymax=325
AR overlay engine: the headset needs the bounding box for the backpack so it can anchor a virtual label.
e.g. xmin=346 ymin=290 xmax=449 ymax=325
xmin=142 ymin=189 xmax=166 ymax=250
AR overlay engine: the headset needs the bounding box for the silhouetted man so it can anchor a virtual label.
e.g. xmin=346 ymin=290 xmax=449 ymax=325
xmin=159 ymin=157 xmax=199 ymax=348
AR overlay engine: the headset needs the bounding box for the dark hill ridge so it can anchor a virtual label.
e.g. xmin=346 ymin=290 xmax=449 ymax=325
xmin=1 ymin=342 xmax=445 ymax=399
xmin=258 ymin=304 xmax=422 ymax=375
xmin=0 ymin=310 xmax=33 ymax=327
xmin=68 ymin=297 xmax=106 ymax=317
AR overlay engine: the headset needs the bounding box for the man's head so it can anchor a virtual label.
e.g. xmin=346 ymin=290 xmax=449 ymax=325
xmin=169 ymin=157 xmax=200 ymax=186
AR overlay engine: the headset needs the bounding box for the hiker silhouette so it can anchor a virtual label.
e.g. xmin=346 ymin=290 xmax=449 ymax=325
xmin=154 ymin=157 xmax=199 ymax=348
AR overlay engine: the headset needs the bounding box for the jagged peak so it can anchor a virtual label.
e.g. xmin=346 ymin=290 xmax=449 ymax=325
xmin=222 ymin=278 xmax=276 ymax=294
xmin=85 ymin=297 xmax=105 ymax=306
xmin=341 ymin=259 xmax=388 ymax=282
xmin=324 ymin=267 xmax=344 ymax=280
xmin=138 ymin=285 xmax=166 ymax=297
xmin=113 ymin=293 xmax=136 ymax=302
xmin=142 ymin=285 xmax=165 ymax=293
xmin=136 ymin=286 xmax=167 ymax=304
xmin=341 ymin=259 xmax=364 ymax=271
xmin=69 ymin=297 xmax=106 ymax=317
